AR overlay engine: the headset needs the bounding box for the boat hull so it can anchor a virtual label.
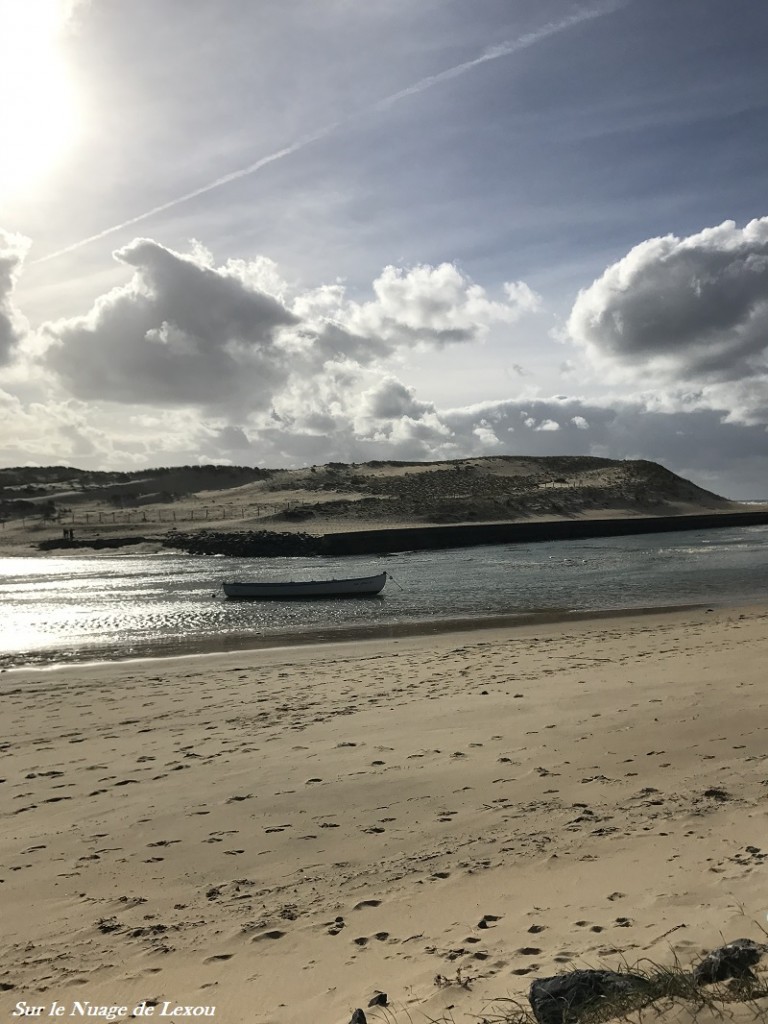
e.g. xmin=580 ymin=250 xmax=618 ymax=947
xmin=222 ymin=572 xmax=387 ymax=599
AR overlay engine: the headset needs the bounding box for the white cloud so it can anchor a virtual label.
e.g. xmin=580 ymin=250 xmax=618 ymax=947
xmin=504 ymin=280 xmax=542 ymax=313
xmin=345 ymin=263 xmax=541 ymax=347
xmin=568 ymin=217 xmax=768 ymax=422
xmin=0 ymin=230 xmax=30 ymax=365
xmin=33 ymin=243 xmax=543 ymax=426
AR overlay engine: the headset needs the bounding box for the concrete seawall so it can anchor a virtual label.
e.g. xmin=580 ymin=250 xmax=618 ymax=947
xmin=318 ymin=509 xmax=768 ymax=555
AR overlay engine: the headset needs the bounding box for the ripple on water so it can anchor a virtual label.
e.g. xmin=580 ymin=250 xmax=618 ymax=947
xmin=1 ymin=524 xmax=767 ymax=667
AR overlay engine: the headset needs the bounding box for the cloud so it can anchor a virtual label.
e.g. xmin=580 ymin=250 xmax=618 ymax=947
xmin=4 ymin=228 xmax=766 ymax=496
xmin=43 ymin=238 xmax=299 ymax=412
xmin=568 ymin=217 xmax=768 ymax=421
xmin=40 ymin=243 xmax=537 ymax=415
xmin=345 ymin=263 xmax=538 ymax=347
xmin=363 ymin=377 xmax=434 ymax=420
xmin=0 ymin=230 xmax=30 ymax=365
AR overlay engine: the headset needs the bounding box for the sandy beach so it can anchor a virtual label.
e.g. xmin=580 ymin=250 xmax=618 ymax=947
xmin=2 ymin=606 xmax=767 ymax=1023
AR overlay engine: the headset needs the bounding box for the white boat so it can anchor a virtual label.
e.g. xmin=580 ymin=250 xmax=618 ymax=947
xmin=221 ymin=571 xmax=387 ymax=599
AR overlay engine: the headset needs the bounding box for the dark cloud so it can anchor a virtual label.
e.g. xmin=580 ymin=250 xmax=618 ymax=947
xmin=43 ymin=239 xmax=299 ymax=412
xmin=568 ymin=218 xmax=768 ymax=414
xmin=0 ymin=230 xmax=29 ymax=366
xmin=214 ymin=425 xmax=254 ymax=452
xmin=311 ymin=321 xmax=389 ymax=367
xmin=364 ymin=378 xmax=434 ymax=420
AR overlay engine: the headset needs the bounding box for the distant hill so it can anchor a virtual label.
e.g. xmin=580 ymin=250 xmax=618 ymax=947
xmin=0 ymin=457 xmax=739 ymax=537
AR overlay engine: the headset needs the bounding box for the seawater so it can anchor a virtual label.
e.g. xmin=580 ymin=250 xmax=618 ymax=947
xmin=1 ymin=522 xmax=767 ymax=667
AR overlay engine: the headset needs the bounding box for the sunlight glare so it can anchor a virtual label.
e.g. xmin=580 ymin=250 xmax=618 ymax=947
xmin=0 ymin=0 xmax=82 ymax=199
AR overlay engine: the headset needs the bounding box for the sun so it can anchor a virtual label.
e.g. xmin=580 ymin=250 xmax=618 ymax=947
xmin=0 ymin=0 xmax=82 ymax=199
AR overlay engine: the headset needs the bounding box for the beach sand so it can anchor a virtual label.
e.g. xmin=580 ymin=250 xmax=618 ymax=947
xmin=1 ymin=606 xmax=767 ymax=1023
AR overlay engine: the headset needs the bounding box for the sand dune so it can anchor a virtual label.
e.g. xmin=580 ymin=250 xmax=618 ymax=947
xmin=1 ymin=606 xmax=768 ymax=1023
xmin=2 ymin=455 xmax=757 ymax=556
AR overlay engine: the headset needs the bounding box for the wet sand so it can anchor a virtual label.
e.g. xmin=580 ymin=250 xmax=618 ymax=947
xmin=1 ymin=604 xmax=767 ymax=1023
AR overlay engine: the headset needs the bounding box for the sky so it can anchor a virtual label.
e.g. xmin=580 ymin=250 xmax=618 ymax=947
xmin=2 ymin=0 xmax=768 ymax=497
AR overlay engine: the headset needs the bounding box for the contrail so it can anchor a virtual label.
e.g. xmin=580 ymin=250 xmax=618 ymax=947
xmin=33 ymin=2 xmax=624 ymax=265
xmin=372 ymin=3 xmax=623 ymax=112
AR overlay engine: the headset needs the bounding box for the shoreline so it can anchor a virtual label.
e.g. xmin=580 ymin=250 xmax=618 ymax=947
xmin=0 ymin=599 xmax=721 ymax=672
xmin=4 ymin=505 xmax=768 ymax=558
xmin=2 ymin=603 xmax=768 ymax=1022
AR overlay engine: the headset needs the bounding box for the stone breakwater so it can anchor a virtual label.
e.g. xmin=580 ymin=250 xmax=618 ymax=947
xmin=162 ymin=529 xmax=321 ymax=557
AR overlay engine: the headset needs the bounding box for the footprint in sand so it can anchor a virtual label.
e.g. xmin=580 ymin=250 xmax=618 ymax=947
xmin=478 ymin=914 xmax=502 ymax=929
xmin=252 ymin=930 xmax=285 ymax=941
xmin=354 ymin=899 xmax=382 ymax=910
xmin=204 ymin=954 xmax=234 ymax=963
